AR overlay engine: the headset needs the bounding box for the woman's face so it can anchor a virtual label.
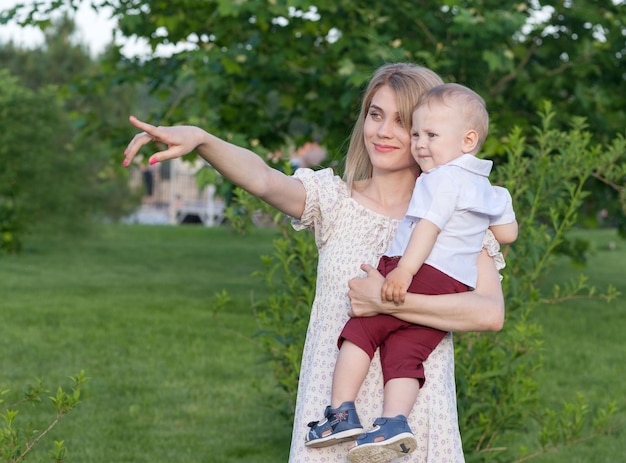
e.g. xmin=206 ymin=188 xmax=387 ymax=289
xmin=363 ymin=85 xmax=415 ymax=174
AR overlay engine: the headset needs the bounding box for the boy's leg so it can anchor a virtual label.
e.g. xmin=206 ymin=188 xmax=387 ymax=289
xmin=331 ymin=340 xmax=371 ymax=408
xmin=307 ymin=256 xmax=417 ymax=448
xmin=336 ymin=313 xmax=409 ymax=404
xmin=305 ymin=337 xmax=372 ymax=447
xmin=305 ymin=315 xmax=395 ymax=448
xmin=305 ymin=314 xmax=407 ymax=447
xmin=378 ymin=261 xmax=467 ymax=417
xmin=346 ymin=326 xmax=443 ymax=461
xmin=381 ymin=377 xmax=420 ymax=419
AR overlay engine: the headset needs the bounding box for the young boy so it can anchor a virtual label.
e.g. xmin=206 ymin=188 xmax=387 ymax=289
xmin=305 ymin=83 xmax=517 ymax=463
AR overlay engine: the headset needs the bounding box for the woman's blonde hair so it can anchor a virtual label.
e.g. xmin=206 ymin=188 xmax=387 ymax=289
xmin=343 ymin=63 xmax=443 ymax=187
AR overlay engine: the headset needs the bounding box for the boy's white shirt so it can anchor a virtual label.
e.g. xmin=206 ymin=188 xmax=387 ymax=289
xmin=385 ymin=154 xmax=515 ymax=288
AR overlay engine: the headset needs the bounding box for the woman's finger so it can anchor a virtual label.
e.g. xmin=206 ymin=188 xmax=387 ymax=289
xmin=148 ymin=144 xmax=189 ymax=165
xmin=129 ymin=115 xmax=157 ymax=134
xmin=360 ymin=263 xmax=375 ymax=274
xmin=123 ymin=116 xmax=162 ymax=167
xmin=123 ymin=131 xmax=152 ymax=166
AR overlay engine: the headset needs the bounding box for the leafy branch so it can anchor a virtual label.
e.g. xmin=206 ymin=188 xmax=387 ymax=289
xmin=0 ymin=371 xmax=88 ymax=463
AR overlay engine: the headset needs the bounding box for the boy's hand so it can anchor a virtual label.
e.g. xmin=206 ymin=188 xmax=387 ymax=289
xmin=381 ymin=267 xmax=413 ymax=305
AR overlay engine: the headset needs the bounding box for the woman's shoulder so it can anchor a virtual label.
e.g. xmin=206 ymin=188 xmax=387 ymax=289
xmin=294 ymin=166 xmax=340 ymax=180
xmin=293 ymin=167 xmax=348 ymax=197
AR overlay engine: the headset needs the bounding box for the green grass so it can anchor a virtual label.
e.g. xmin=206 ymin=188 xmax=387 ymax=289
xmin=1 ymin=225 xmax=624 ymax=462
xmin=1 ymin=225 xmax=291 ymax=463
xmin=517 ymin=229 xmax=626 ymax=462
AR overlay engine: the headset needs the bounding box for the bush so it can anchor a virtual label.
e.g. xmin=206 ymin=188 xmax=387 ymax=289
xmin=454 ymin=105 xmax=624 ymax=461
xmin=231 ymin=107 xmax=625 ymax=461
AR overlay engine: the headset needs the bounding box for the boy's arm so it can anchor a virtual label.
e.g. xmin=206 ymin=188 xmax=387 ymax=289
xmin=381 ymin=219 xmax=440 ymax=304
xmin=489 ymin=220 xmax=518 ymax=245
xmin=489 ymin=186 xmax=517 ymax=245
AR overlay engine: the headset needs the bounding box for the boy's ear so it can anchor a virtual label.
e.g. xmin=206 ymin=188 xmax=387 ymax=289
xmin=462 ymin=130 xmax=479 ymax=153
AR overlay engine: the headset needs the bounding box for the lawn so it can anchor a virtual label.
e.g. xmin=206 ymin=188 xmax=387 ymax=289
xmin=519 ymin=228 xmax=626 ymax=463
xmin=1 ymin=225 xmax=624 ymax=462
xmin=1 ymin=225 xmax=291 ymax=463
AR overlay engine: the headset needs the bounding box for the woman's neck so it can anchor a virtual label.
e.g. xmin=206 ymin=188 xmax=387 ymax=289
xmin=351 ymin=170 xmax=416 ymax=219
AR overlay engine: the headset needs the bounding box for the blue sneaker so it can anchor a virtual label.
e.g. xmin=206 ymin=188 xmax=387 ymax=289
xmin=305 ymin=401 xmax=364 ymax=448
xmin=347 ymin=415 xmax=417 ymax=463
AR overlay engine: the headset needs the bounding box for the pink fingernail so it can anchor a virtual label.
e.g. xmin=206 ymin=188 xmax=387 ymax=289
xmin=123 ymin=149 xmax=128 ymax=155
xmin=149 ymin=157 xmax=158 ymax=165
xmin=122 ymin=159 xmax=129 ymax=167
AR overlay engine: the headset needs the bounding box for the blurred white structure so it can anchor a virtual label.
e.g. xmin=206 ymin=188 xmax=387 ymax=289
xmin=126 ymin=158 xmax=225 ymax=226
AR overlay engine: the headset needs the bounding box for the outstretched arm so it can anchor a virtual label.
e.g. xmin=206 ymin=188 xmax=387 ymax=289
xmin=123 ymin=116 xmax=307 ymax=219
xmin=348 ymin=249 xmax=505 ymax=332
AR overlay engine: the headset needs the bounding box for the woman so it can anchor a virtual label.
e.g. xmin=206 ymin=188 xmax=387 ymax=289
xmin=123 ymin=63 xmax=505 ymax=462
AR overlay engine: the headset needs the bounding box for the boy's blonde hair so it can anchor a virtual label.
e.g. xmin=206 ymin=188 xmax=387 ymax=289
xmin=414 ymin=83 xmax=489 ymax=151
xmin=343 ymin=63 xmax=443 ymax=187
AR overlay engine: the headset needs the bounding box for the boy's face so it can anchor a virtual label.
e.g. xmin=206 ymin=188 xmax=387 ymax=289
xmin=410 ymin=101 xmax=468 ymax=173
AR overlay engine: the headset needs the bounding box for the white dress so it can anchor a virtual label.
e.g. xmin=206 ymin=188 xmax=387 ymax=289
xmin=288 ymin=168 xmax=503 ymax=462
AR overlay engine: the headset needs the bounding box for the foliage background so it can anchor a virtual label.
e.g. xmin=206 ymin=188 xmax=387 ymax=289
xmin=2 ymin=1 xmax=624 ymax=229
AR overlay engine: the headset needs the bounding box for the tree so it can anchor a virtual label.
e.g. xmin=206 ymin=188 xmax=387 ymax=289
xmin=5 ymin=0 xmax=622 ymax=225
xmin=0 ymin=0 xmax=626 ymax=223
xmin=0 ymin=14 xmax=140 ymax=252
xmin=3 ymin=1 xmax=623 ymax=145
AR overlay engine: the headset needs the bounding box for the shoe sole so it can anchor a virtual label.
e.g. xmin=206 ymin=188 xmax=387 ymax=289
xmin=347 ymin=433 xmax=417 ymax=463
xmin=305 ymin=427 xmax=364 ymax=448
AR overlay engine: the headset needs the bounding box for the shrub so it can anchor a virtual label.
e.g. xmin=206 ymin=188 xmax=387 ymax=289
xmin=231 ymin=107 xmax=625 ymax=460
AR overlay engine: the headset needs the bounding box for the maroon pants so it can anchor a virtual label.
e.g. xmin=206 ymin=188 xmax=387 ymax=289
xmin=339 ymin=256 xmax=468 ymax=386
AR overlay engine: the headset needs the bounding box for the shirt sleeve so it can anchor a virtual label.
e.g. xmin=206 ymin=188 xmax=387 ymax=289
xmin=406 ymin=170 xmax=459 ymax=230
xmin=489 ymin=186 xmax=516 ymax=226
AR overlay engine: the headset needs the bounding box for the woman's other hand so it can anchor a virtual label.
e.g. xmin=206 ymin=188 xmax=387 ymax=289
xmin=347 ymin=264 xmax=389 ymax=318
